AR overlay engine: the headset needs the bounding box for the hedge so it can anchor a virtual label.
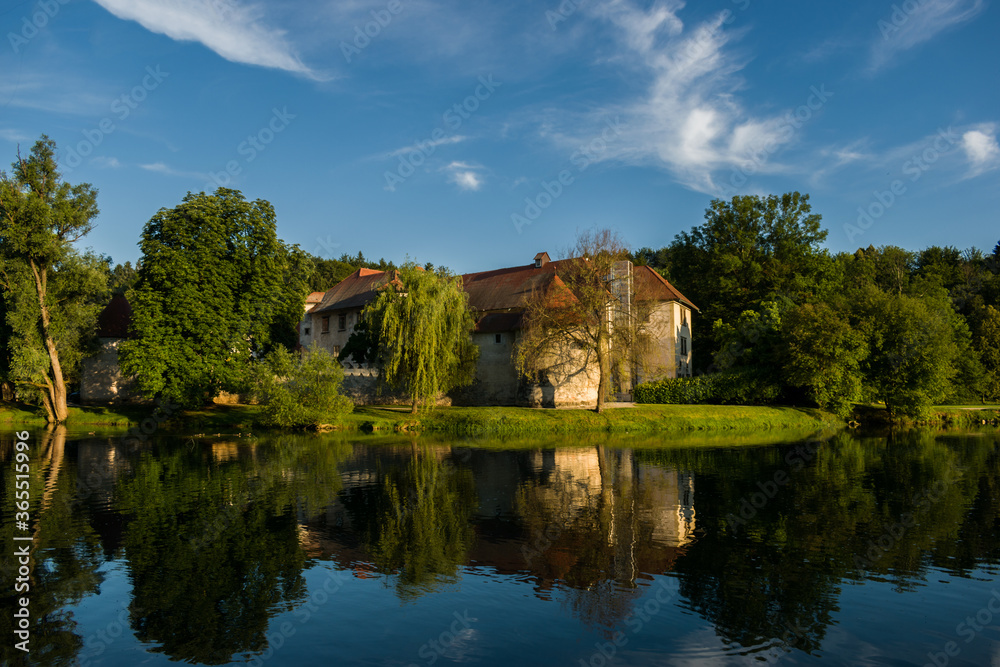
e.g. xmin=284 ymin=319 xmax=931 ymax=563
xmin=634 ymin=369 xmax=782 ymax=406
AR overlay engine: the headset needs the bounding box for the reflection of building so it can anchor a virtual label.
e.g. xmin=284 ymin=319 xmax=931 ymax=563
xmin=295 ymin=445 xmax=696 ymax=597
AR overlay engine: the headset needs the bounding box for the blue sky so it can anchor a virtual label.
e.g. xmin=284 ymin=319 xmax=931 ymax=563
xmin=2 ymin=0 xmax=997 ymax=275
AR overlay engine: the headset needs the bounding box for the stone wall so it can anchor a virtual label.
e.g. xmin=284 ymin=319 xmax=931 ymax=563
xmin=80 ymin=338 xmax=141 ymax=404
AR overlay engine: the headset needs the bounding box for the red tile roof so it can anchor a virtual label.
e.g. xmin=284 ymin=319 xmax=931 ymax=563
xmin=306 ymin=291 xmax=325 ymax=304
xmin=460 ymin=260 xmax=571 ymax=312
xmin=633 ymin=265 xmax=698 ymax=311
xmin=312 ymin=268 xmax=392 ymax=314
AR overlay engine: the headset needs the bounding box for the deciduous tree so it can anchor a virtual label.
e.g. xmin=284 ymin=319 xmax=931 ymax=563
xmin=516 ymin=229 xmax=645 ymax=413
xmin=0 ymin=136 xmax=106 ymax=422
xmin=121 ymin=188 xmax=309 ymax=406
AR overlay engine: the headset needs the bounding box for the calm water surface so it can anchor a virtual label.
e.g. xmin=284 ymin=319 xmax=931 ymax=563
xmin=2 ymin=428 xmax=999 ymax=666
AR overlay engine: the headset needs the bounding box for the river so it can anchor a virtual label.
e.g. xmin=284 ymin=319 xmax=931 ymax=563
xmin=1 ymin=427 xmax=998 ymax=666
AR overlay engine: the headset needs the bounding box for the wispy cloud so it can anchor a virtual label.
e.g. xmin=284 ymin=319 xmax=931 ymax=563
xmin=443 ymin=161 xmax=484 ymax=190
xmin=387 ymin=135 xmax=467 ymax=157
xmin=548 ymin=1 xmax=810 ymax=194
xmin=0 ymin=129 xmax=31 ymax=143
xmin=140 ymin=162 xmax=209 ymax=180
xmin=91 ymin=156 xmax=122 ymax=169
xmin=961 ymin=125 xmax=1000 ymax=177
xmin=868 ymin=0 xmax=984 ymax=72
xmin=92 ymin=0 xmax=317 ymax=78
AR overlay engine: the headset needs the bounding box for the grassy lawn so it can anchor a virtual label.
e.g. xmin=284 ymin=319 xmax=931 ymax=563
xmin=2 ymin=401 xmax=841 ymax=436
xmin=345 ymin=403 xmax=841 ymax=435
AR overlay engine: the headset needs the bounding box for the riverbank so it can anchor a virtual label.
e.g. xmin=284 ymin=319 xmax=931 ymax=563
xmin=0 ymin=402 xmax=842 ymax=436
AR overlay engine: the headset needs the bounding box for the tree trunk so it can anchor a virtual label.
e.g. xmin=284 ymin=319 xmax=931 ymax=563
xmin=595 ymin=327 xmax=609 ymax=414
xmin=30 ymin=260 xmax=69 ymax=423
xmin=411 ymin=397 xmax=419 ymax=414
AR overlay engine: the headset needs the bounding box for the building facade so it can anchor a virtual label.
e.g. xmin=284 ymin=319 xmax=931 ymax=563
xmin=304 ymin=253 xmax=697 ymax=408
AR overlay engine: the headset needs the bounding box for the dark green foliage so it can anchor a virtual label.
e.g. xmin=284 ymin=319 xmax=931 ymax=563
xmin=338 ymin=318 xmax=377 ymax=364
xmin=254 ymin=343 xmax=353 ymax=428
xmin=121 ymin=189 xmax=309 ymax=407
xmin=974 ymin=305 xmax=1000 ymax=400
xmin=634 ymin=369 xmax=781 ymax=406
xmin=852 ymin=287 xmax=958 ymax=419
xmin=780 ymin=303 xmax=866 ymax=416
xmin=667 ymin=192 xmax=830 ymax=370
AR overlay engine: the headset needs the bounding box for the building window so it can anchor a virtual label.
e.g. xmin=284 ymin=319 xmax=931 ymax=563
xmin=680 ymin=337 xmax=687 ymax=356
xmin=338 ymin=314 xmax=347 ymax=331
xmin=333 ymin=345 xmax=341 ymax=357
xmin=494 ymin=333 xmax=503 ymax=344
xmin=304 ymin=327 xmax=311 ymax=336
xmin=321 ymin=316 xmax=330 ymax=333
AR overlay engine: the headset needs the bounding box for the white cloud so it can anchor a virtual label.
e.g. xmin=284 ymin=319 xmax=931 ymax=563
xmin=139 ymin=162 xmax=209 ymax=180
xmin=0 ymin=129 xmax=31 ymax=143
xmin=961 ymin=126 xmax=1000 ymax=177
xmin=552 ymin=1 xmax=810 ymax=194
xmin=91 ymin=156 xmax=122 ymax=169
xmin=868 ymin=0 xmax=984 ymax=72
xmin=387 ymin=135 xmax=467 ymax=157
xmin=92 ymin=0 xmax=316 ymax=78
xmin=443 ymin=161 xmax=483 ymax=191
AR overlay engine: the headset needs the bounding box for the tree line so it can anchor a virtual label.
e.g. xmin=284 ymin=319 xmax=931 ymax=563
xmin=631 ymin=192 xmax=1000 ymax=417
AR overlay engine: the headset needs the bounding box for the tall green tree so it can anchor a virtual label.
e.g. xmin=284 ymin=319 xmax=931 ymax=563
xmin=853 ymin=287 xmax=958 ymax=418
xmin=975 ymin=305 xmax=1000 ymax=400
xmin=121 ymin=189 xmax=309 ymax=406
xmin=0 ymin=136 xmax=106 ymax=422
xmin=780 ymin=303 xmax=866 ymax=416
xmin=667 ymin=192 xmax=829 ymax=370
xmin=364 ymin=263 xmax=477 ymax=413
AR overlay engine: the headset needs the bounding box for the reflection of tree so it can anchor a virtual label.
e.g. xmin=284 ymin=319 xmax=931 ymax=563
xmin=340 ymin=450 xmax=476 ymax=600
xmin=115 ymin=435 xmax=348 ymax=664
xmin=635 ymin=430 xmax=1000 ymax=656
xmin=0 ymin=426 xmax=104 ymax=667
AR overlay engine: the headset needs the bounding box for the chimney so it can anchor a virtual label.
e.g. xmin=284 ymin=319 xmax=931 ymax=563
xmin=533 ymin=252 xmax=550 ymax=268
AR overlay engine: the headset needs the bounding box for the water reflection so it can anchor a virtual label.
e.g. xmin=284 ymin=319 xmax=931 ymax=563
xmin=0 ymin=428 xmax=998 ymax=665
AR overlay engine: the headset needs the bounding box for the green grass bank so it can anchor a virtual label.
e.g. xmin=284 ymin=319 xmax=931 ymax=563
xmin=1 ymin=401 xmax=842 ymax=437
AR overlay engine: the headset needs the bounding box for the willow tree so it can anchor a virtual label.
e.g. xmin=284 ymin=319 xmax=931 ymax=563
xmin=0 ymin=136 xmax=106 ymax=422
xmin=364 ymin=263 xmax=477 ymax=413
xmin=515 ymin=229 xmax=645 ymax=413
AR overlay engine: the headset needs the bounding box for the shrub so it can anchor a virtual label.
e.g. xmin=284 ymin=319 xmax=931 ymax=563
xmin=254 ymin=343 xmax=353 ymax=428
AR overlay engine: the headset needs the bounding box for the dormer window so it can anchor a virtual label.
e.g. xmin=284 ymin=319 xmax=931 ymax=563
xmin=534 ymin=252 xmax=550 ymax=268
